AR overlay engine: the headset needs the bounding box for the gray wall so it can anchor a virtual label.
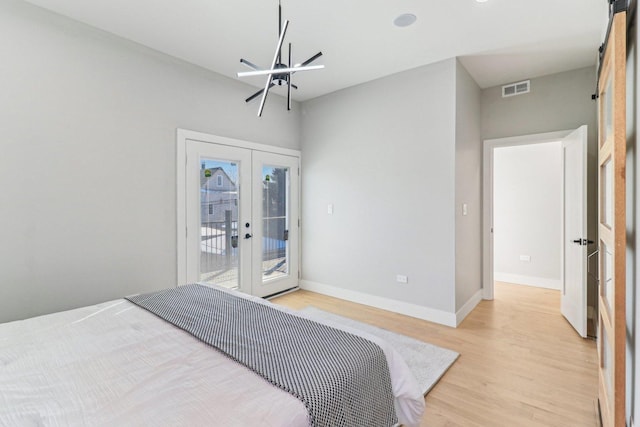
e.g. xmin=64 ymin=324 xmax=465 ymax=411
xmin=493 ymin=142 xmax=562 ymax=287
xmin=300 ymin=59 xmax=458 ymax=313
xmin=454 ymin=60 xmax=483 ymax=311
xmin=0 ymin=0 xmax=300 ymax=323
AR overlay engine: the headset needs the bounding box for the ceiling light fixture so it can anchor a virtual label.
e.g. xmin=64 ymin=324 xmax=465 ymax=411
xmin=393 ymin=13 xmax=417 ymax=28
xmin=237 ymin=1 xmax=324 ymax=117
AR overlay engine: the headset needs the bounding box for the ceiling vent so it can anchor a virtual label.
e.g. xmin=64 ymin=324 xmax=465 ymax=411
xmin=502 ymin=80 xmax=530 ymax=98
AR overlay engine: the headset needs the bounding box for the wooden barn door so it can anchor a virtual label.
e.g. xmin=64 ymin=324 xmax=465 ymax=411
xmin=596 ymin=5 xmax=626 ymax=427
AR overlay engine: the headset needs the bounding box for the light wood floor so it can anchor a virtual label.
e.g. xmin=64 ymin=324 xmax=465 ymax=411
xmin=272 ymin=281 xmax=598 ymax=427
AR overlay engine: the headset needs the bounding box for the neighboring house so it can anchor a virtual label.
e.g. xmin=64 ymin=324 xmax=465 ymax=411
xmin=200 ymin=166 xmax=238 ymax=224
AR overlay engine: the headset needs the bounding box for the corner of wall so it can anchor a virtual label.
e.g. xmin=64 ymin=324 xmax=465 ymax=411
xmin=455 ymin=289 xmax=483 ymax=326
xmin=454 ymin=57 xmax=483 ymax=312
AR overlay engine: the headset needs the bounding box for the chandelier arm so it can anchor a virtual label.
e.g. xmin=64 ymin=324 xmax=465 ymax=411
xmin=240 ymin=59 xmax=263 ymax=71
xmin=238 ymin=64 xmax=323 ymax=78
xmin=245 ymin=84 xmax=275 ymax=103
xmin=257 ymin=19 xmax=289 ymax=117
xmin=278 ymin=0 xmax=283 ymax=64
xmin=287 ymin=43 xmax=292 ymax=111
xmin=298 ymin=52 xmax=323 ymax=67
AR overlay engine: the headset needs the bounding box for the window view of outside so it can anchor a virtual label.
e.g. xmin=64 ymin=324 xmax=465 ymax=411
xmin=262 ymin=166 xmax=289 ymax=281
xmin=198 ymin=161 xmax=289 ymax=288
xmin=200 ymin=159 xmax=239 ymax=288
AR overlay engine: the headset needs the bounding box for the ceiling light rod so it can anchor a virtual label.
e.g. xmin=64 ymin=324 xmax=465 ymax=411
xmin=256 ymin=19 xmax=289 ymax=116
xmin=237 ymin=64 xmax=324 ymax=78
xmin=237 ymin=1 xmax=324 ymax=117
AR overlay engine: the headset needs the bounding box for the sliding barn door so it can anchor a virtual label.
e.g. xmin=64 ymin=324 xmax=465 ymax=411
xmin=596 ymin=6 xmax=626 ymax=427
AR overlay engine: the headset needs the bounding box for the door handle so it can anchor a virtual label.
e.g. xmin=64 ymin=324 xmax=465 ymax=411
xmin=573 ymin=238 xmax=595 ymax=246
xmin=244 ymin=233 xmax=253 ymax=239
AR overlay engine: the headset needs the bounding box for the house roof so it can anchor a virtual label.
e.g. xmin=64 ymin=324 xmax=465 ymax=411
xmin=201 ymin=167 xmax=236 ymax=189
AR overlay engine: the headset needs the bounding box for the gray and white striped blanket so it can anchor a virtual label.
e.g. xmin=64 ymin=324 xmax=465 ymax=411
xmin=126 ymin=284 xmax=398 ymax=427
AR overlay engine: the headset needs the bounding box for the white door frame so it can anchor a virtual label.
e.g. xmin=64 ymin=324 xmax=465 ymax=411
xmin=176 ymin=128 xmax=301 ymax=288
xmin=482 ymin=129 xmax=576 ymax=300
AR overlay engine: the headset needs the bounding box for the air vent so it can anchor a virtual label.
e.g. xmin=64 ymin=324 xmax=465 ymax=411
xmin=502 ymin=80 xmax=530 ymax=98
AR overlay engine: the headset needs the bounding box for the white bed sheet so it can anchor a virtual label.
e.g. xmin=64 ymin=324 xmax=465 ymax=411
xmin=0 ymin=286 xmax=424 ymax=426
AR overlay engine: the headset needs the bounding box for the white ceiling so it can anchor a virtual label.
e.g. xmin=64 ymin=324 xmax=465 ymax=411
xmin=23 ymin=0 xmax=608 ymax=101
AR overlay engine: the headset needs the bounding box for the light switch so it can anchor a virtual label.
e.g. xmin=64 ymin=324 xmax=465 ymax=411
xmin=462 ymin=203 xmax=468 ymax=216
xmin=327 ymin=204 xmax=334 ymax=215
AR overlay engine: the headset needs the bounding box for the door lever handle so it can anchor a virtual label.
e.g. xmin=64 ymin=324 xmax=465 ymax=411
xmin=573 ymin=238 xmax=595 ymax=246
xmin=244 ymin=233 xmax=253 ymax=239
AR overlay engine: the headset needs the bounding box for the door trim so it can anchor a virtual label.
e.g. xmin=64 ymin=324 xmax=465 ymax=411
xmin=176 ymin=128 xmax=301 ymax=287
xmin=482 ymin=129 xmax=577 ymax=300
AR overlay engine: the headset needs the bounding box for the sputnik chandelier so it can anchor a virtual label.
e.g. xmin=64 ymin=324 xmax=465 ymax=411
xmin=237 ymin=1 xmax=324 ymax=117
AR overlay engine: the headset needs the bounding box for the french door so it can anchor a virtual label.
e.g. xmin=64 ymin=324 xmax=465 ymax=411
xmin=596 ymin=5 xmax=626 ymax=427
xmin=180 ymin=134 xmax=300 ymax=298
xmin=251 ymin=151 xmax=300 ymax=297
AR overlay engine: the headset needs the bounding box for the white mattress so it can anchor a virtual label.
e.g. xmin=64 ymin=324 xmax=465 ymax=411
xmin=0 ymin=286 xmax=424 ymax=426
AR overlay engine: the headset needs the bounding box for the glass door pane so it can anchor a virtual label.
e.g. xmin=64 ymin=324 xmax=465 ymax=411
xmin=252 ymin=151 xmax=299 ymax=297
xmin=185 ymin=140 xmax=252 ymax=293
xmin=199 ymin=159 xmax=240 ymax=289
xmin=261 ymin=165 xmax=289 ymax=282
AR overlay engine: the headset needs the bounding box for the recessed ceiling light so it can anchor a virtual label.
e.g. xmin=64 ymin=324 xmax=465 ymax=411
xmin=476 ymin=0 xmax=489 ymax=2
xmin=393 ymin=13 xmax=417 ymax=28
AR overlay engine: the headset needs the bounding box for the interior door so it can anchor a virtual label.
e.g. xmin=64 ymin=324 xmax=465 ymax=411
xmin=251 ymin=151 xmax=300 ymax=297
xmin=596 ymin=6 xmax=626 ymax=427
xmin=561 ymin=125 xmax=588 ymax=338
xmin=185 ymin=141 xmax=252 ymax=293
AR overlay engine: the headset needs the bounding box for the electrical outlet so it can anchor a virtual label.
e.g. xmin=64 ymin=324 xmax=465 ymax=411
xmin=396 ymin=275 xmax=408 ymax=284
xmin=520 ymin=255 xmax=531 ymax=262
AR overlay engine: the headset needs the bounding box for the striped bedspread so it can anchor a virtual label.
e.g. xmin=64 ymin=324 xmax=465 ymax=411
xmin=127 ymin=284 xmax=398 ymax=427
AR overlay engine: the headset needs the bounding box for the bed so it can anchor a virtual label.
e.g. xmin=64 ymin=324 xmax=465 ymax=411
xmin=0 ymin=284 xmax=425 ymax=426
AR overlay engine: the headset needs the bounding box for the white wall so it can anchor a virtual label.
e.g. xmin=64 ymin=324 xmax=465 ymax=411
xmin=493 ymin=142 xmax=562 ymax=289
xmin=454 ymin=60 xmax=483 ymax=311
xmin=300 ymin=59 xmax=458 ymax=316
xmin=0 ymin=0 xmax=300 ymax=323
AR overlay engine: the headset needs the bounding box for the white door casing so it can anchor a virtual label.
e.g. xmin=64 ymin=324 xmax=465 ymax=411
xmin=560 ymin=125 xmax=588 ymax=337
xmin=482 ymin=128 xmax=586 ymax=301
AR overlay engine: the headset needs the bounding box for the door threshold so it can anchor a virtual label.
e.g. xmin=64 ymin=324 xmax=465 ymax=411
xmin=265 ymin=286 xmax=300 ymax=300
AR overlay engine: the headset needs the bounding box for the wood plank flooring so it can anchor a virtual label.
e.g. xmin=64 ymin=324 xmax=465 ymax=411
xmin=272 ymin=281 xmax=598 ymax=426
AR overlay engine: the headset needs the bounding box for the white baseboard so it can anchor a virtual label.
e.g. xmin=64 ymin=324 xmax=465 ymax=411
xmin=494 ymin=273 xmax=561 ymax=290
xmin=299 ymin=280 xmax=457 ymax=327
xmin=456 ymin=289 xmax=483 ymax=326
